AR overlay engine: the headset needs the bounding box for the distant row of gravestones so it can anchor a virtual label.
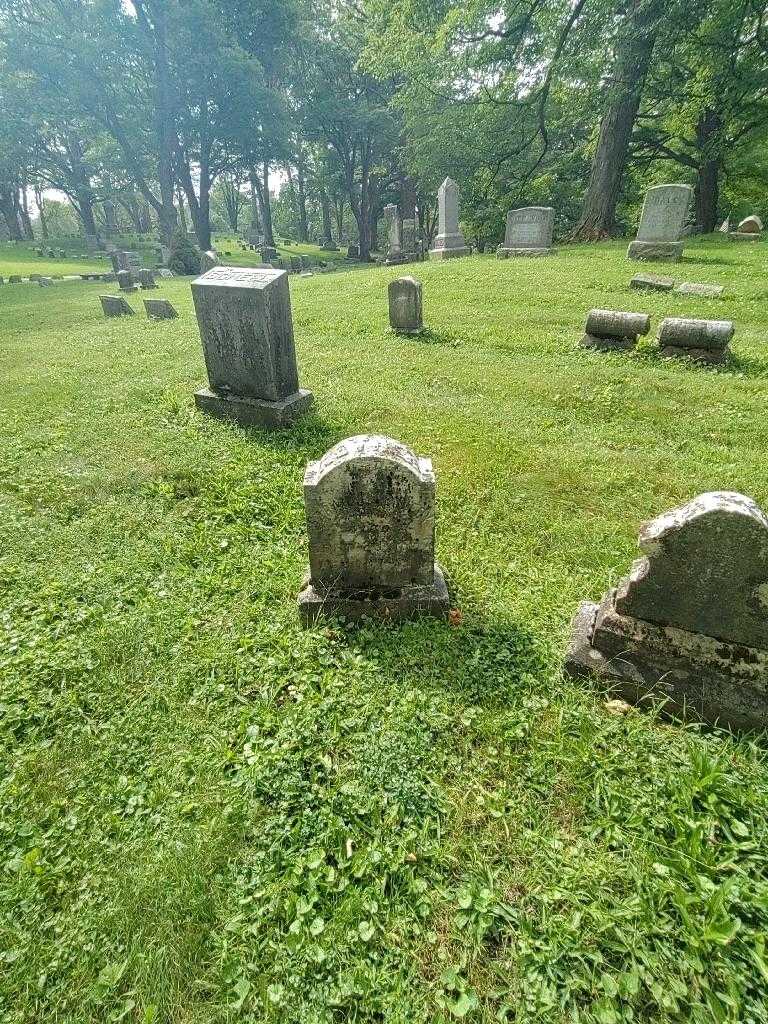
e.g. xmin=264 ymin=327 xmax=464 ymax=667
xmin=383 ymin=181 xmax=763 ymax=264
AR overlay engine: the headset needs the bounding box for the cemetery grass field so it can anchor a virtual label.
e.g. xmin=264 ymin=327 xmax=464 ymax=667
xmin=0 ymin=241 xmax=106 ymax=279
xmin=3 ymin=235 xmax=768 ymax=1024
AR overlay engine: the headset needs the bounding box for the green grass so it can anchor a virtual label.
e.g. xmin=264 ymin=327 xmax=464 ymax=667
xmin=0 ymin=239 xmax=107 ymax=278
xmin=2 ymin=236 xmax=768 ymax=1024
xmin=212 ymin=233 xmax=351 ymax=266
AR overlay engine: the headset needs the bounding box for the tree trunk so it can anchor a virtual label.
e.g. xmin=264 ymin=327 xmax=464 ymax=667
xmin=572 ymin=0 xmax=662 ymax=240
xmin=334 ymin=198 xmax=345 ymax=240
xmin=252 ymin=163 xmax=275 ymax=246
xmin=35 ymin=188 xmax=49 ymax=239
xmin=102 ymin=199 xmax=118 ymax=236
xmin=75 ymin=192 xmax=98 ymax=237
xmin=0 ymin=190 xmax=22 ymax=240
xmin=694 ymin=108 xmax=721 ymax=234
xmin=19 ymin=183 xmax=34 ymax=239
xmin=319 ymin=186 xmax=333 ymax=244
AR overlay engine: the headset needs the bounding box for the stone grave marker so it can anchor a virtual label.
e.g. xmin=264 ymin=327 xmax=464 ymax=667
xmin=39 ymin=277 xmax=53 ymax=287
xmin=384 ymin=204 xmax=402 ymax=264
xmin=388 ymin=277 xmax=423 ymax=335
xmin=191 ymin=266 xmax=313 ymax=428
xmin=674 ymin=282 xmax=724 ymax=298
xmin=580 ymin=309 xmax=651 ymax=351
xmin=9 ymin=276 xmax=21 ymax=284
xmin=158 ymin=268 xmax=174 ymax=278
xmin=144 ymin=298 xmax=178 ymax=320
xmin=429 ymin=178 xmax=470 ymax=260
xmin=729 ymin=215 xmax=762 ymax=241
xmin=347 ymin=244 xmax=359 ymax=259
xmin=297 ymin=434 xmax=450 ymax=625
xmin=497 ymin=207 xmax=555 ymax=257
xmin=100 ymin=294 xmax=135 ymax=317
xmin=658 ymin=317 xmax=733 ymax=363
xmin=117 ymin=270 xmax=136 ymax=292
xmin=566 ymin=491 xmax=768 ymax=730
xmin=401 ymin=219 xmax=419 ymax=258
xmin=627 ymin=184 xmax=693 ymax=262
xmin=137 ymin=268 xmax=157 ymax=289
xmin=630 ymin=273 xmax=674 ymax=292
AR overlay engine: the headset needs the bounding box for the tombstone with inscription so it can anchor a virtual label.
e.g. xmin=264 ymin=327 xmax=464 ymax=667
xmin=566 ymin=491 xmax=768 ymax=731
xmin=144 ymin=298 xmax=178 ymax=320
xmin=117 ymin=270 xmax=136 ymax=292
xmin=429 ymin=178 xmax=470 ymax=260
xmin=116 ymin=251 xmax=141 ymax=273
xmin=497 ymin=207 xmax=555 ymax=257
xmin=627 ymin=185 xmax=693 ymax=262
xmin=100 ymin=294 xmax=135 ymax=317
xmin=191 ymin=266 xmax=313 ymax=428
xmin=297 ymin=435 xmax=450 ymax=625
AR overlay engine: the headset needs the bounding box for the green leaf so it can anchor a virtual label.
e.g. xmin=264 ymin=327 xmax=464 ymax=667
xmin=309 ymin=916 xmax=325 ymax=936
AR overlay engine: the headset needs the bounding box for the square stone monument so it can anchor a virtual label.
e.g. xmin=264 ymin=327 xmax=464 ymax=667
xmin=497 ymin=207 xmax=555 ymax=257
xmin=627 ymin=185 xmax=693 ymax=262
xmin=565 ymin=491 xmax=768 ymax=731
xmin=429 ymin=178 xmax=470 ymax=259
xmin=191 ymin=266 xmax=313 ymax=428
xmin=297 ymin=435 xmax=450 ymax=625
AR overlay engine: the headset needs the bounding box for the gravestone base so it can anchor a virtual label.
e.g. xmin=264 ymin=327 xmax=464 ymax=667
xmin=298 ymin=563 xmax=450 ymax=627
xmin=194 ymin=386 xmax=313 ymax=428
xmin=580 ymin=333 xmax=637 ymax=352
xmin=659 ymin=345 xmax=728 ymax=365
xmin=630 ymin=273 xmax=675 ymax=291
xmin=728 ymin=232 xmax=761 ymax=242
xmin=565 ymin=594 xmax=768 ymax=732
xmin=627 ymin=241 xmax=683 ymax=262
xmin=429 ymin=244 xmax=471 ymax=260
xmin=497 ymin=246 xmax=552 ymax=258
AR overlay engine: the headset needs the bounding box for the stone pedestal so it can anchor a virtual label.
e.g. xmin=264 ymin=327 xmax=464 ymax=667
xmin=429 ymin=178 xmax=470 ymax=260
xmin=627 ymin=241 xmax=684 ymax=262
xmin=298 ymin=435 xmax=450 ymax=626
xmin=191 ymin=266 xmax=312 ymax=429
xmin=497 ymin=207 xmax=554 ymax=257
xmin=565 ymin=491 xmax=768 ymax=731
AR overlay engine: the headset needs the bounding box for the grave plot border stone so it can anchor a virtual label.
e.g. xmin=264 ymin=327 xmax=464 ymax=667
xmin=565 ymin=491 xmax=768 ymax=731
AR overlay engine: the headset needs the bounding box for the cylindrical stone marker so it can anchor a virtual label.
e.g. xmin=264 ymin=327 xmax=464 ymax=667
xmin=658 ymin=318 xmax=734 ymax=350
xmin=586 ymin=309 xmax=651 ymax=339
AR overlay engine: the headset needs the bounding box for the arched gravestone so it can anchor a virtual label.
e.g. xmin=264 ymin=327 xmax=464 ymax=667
xmin=627 ymin=184 xmax=692 ymax=262
xmin=298 ymin=435 xmax=449 ymax=625
xmin=566 ymin=492 xmax=768 ymax=730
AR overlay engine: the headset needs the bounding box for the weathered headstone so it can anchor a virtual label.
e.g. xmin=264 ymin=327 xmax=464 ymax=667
xmin=29 ymin=273 xmax=41 ymax=282
xmin=100 ymin=294 xmax=135 ymax=317
xmin=109 ymin=252 xmax=121 ymax=274
xmin=116 ymin=251 xmax=141 ymax=272
xmin=627 ymin=184 xmax=693 ymax=262
xmin=389 ymin=277 xmax=423 ymax=335
xmin=566 ymin=491 xmax=768 ymax=730
xmin=191 ymin=266 xmax=313 ymax=428
xmin=729 ymin=215 xmax=763 ymax=241
xmin=401 ymin=219 xmax=418 ymax=258
xmin=117 ymin=270 xmax=136 ymax=292
xmin=347 ymin=244 xmax=359 ymax=259
xmin=137 ymin=268 xmax=157 ymax=289
xmin=658 ymin=317 xmax=733 ymax=363
xmin=384 ymin=204 xmax=402 ymax=264
xmin=497 ymin=207 xmax=555 ymax=257
xmin=39 ymin=277 xmax=53 ymax=287
xmin=144 ymin=298 xmax=178 ymax=320
xmin=297 ymin=435 xmax=450 ymax=625
xmin=261 ymin=246 xmax=278 ymax=263
xmin=200 ymin=250 xmax=219 ymax=273
xmin=9 ymin=275 xmax=20 ymax=284
xmin=674 ymin=282 xmax=724 ymax=298
xmin=429 ymin=178 xmax=470 ymax=260
xmin=0 ymin=276 xmax=4 ymax=285
xmin=158 ymin=268 xmax=174 ymax=278
xmin=580 ymin=309 xmax=651 ymax=351
xmin=630 ymin=273 xmax=675 ymax=292
xmin=289 ymin=255 xmax=302 ymax=272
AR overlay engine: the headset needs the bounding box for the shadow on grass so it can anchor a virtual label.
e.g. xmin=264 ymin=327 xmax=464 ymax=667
xmin=680 ymin=254 xmax=736 ymax=267
xmin=241 ymin=408 xmax=346 ymax=462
